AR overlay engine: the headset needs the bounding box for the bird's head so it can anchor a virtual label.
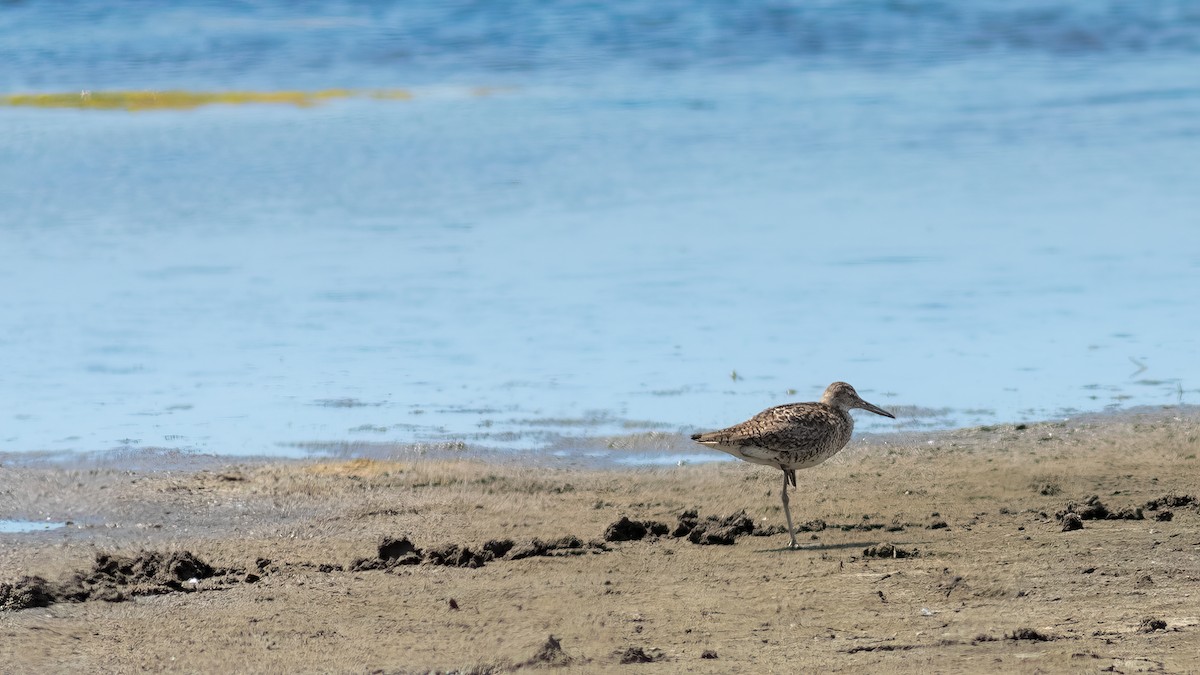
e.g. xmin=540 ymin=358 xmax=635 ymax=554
xmin=821 ymin=382 xmax=895 ymax=418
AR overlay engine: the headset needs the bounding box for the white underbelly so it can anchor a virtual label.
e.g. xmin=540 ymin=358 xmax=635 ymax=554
xmin=701 ymin=442 xmax=838 ymax=470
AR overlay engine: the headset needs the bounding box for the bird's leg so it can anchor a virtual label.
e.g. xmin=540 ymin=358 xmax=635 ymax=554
xmin=780 ymin=468 xmax=797 ymax=549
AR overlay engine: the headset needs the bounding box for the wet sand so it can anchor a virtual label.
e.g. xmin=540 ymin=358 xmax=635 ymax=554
xmin=2 ymin=409 xmax=1199 ymax=673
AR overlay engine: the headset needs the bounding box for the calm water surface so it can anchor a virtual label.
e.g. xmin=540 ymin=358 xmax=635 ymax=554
xmin=2 ymin=1 xmax=1199 ymax=461
xmin=0 ymin=520 xmax=66 ymax=534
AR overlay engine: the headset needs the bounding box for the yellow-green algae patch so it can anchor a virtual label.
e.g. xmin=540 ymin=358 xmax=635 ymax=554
xmin=0 ymin=88 xmax=420 ymax=111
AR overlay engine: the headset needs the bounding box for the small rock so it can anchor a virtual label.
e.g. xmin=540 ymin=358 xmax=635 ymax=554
xmin=700 ymin=649 xmax=718 ymax=659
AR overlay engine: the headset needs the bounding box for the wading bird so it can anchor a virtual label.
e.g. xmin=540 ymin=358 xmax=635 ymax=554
xmin=691 ymin=382 xmax=895 ymax=548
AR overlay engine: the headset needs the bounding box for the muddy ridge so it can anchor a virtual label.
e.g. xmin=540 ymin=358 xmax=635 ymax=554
xmin=4 ymin=506 xmax=932 ymax=612
xmin=1 ymin=550 xmax=248 ymax=611
xmin=5 ymin=506 xmax=902 ymax=613
xmin=1056 ymin=495 xmax=1145 ymax=521
xmin=604 ymin=509 xmax=801 ymax=545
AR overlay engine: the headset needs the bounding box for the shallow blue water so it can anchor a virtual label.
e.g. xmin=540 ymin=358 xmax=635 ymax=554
xmin=0 ymin=520 xmax=66 ymax=534
xmin=2 ymin=1 xmax=1199 ymax=460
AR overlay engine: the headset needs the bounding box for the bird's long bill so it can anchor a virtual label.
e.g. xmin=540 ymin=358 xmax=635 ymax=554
xmin=858 ymin=400 xmax=896 ymax=419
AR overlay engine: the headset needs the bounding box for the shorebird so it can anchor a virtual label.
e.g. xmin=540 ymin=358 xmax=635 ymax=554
xmin=691 ymin=382 xmax=895 ymax=548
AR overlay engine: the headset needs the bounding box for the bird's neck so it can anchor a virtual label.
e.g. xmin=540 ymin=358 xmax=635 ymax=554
xmin=832 ymin=405 xmax=855 ymax=431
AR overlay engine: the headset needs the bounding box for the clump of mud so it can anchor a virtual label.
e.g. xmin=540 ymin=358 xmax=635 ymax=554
xmin=352 ymin=537 xmax=493 ymax=570
xmin=0 ymin=576 xmax=54 ymax=611
xmin=509 ymin=536 xmax=607 ymax=560
xmin=861 ymin=543 xmax=918 ymax=559
xmin=522 ymin=635 xmax=574 ymax=667
xmin=1 ymin=550 xmax=237 ymax=612
xmin=482 ymin=539 xmax=515 ymax=559
xmin=1061 ymin=513 xmax=1084 ymax=532
xmin=424 ymin=544 xmax=491 ymax=568
xmin=1059 ymin=495 xmax=1110 ymax=519
xmin=604 ymin=509 xmax=774 ymax=546
xmin=605 ymin=510 xmax=900 ymax=547
xmin=1005 ymin=628 xmax=1053 ymax=641
xmin=352 ymin=535 xmax=607 ymax=571
xmin=352 ymin=537 xmax=425 ymax=571
xmin=1144 ymin=494 xmax=1196 ymax=511
xmin=671 ymin=509 xmax=700 ymax=537
xmin=1056 ymin=495 xmax=1144 ymax=522
xmin=790 ymin=516 xmax=900 ymax=533
xmin=618 ymin=646 xmax=660 ymax=664
xmin=685 ymin=511 xmax=756 ymax=545
xmin=1034 ymin=481 xmax=1061 ymax=496
xmin=378 ymin=537 xmax=423 ymax=564
xmin=58 ymin=550 xmax=226 ymax=604
xmin=604 ymin=517 xmax=670 ymax=542
xmin=1138 ymin=617 xmax=1168 ymax=633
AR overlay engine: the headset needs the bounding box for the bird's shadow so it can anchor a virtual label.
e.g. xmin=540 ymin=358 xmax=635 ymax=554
xmin=753 ymin=540 xmax=913 ymax=554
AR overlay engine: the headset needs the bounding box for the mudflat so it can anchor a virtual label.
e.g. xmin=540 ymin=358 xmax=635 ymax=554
xmin=2 ymin=410 xmax=1199 ymax=673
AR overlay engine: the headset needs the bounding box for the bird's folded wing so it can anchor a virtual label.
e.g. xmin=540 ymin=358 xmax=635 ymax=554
xmin=693 ymin=403 xmax=836 ymax=448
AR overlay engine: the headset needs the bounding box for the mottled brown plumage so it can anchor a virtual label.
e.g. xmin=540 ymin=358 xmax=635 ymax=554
xmin=691 ymin=382 xmax=895 ymax=548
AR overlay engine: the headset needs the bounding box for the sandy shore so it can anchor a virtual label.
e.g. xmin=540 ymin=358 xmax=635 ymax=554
xmin=2 ymin=409 xmax=1199 ymax=673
